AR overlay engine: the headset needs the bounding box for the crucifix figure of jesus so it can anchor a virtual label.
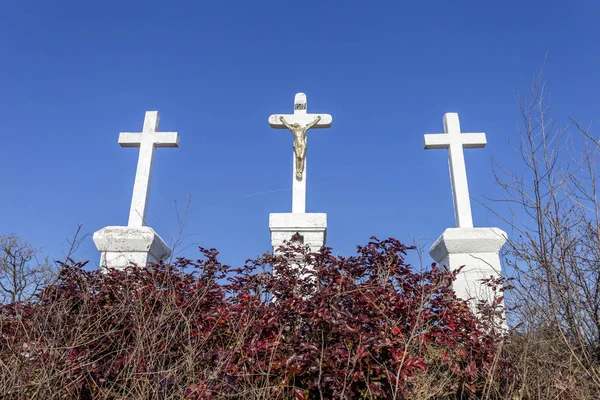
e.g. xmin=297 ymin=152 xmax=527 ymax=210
xmin=118 ymin=111 xmax=179 ymax=227
xmin=269 ymin=93 xmax=332 ymax=213
xmin=424 ymin=113 xmax=487 ymax=228
xmin=279 ymin=114 xmax=322 ymax=180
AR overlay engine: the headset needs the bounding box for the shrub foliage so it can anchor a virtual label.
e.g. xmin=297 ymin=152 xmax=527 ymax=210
xmin=0 ymin=237 xmax=511 ymax=399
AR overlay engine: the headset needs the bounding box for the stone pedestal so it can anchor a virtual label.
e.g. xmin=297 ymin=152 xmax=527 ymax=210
xmin=429 ymin=227 xmax=507 ymax=304
xmin=93 ymin=226 xmax=171 ymax=270
xmin=269 ymin=213 xmax=327 ymax=253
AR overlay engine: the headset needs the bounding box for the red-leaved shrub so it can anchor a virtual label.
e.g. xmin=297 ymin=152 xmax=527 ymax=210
xmin=0 ymin=237 xmax=512 ymax=399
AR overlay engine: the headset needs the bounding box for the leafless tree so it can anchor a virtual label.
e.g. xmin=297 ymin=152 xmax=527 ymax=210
xmin=0 ymin=234 xmax=54 ymax=304
xmin=485 ymin=64 xmax=600 ymax=394
xmin=169 ymin=193 xmax=202 ymax=263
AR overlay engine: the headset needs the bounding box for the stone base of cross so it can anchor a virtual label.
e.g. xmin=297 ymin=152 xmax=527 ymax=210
xmin=269 ymin=213 xmax=327 ymax=255
xmin=429 ymin=227 xmax=507 ymax=329
xmin=93 ymin=226 xmax=171 ymax=271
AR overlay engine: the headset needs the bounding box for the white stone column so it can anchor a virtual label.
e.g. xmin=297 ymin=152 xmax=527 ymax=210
xmin=93 ymin=111 xmax=179 ymax=270
xmin=429 ymin=228 xmax=507 ymax=305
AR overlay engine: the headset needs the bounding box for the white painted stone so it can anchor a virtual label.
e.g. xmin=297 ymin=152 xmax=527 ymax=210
xmin=269 ymin=213 xmax=327 ymax=253
xmin=424 ymin=113 xmax=486 ymax=228
xmin=269 ymin=93 xmax=332 ymax=214
xmin=429 ymin=227 xmax=507 ymax=308
xmin=93 ymin=226 xmax=171 ymax=270
xmin=119 ymin=111 xmax=179 ymax=227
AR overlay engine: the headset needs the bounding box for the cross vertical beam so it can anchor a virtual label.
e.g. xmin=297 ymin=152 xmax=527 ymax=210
xmin=424 ymin=113 xmax=487 ymax=228
xmin=292 ymin=155 xmax=306 ymax=213
xmin=118 ymin=111 xmax=179 ymax=227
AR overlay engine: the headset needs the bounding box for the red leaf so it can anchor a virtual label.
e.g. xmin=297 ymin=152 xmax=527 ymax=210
xmin=294 ymin=388 xmax=307 ymax=400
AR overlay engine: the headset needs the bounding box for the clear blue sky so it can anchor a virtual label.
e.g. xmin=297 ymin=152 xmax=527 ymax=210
xmin=0 ymin=1 xmax=599 ymax=268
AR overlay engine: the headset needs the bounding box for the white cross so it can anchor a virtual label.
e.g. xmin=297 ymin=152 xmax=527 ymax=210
xmin=424 ymin=113 xmax=486 ymax=228
xmin=269 ymin=93 xmax=332 ymax=214
xmin=118 ymin=111 xmax=179 ymax=227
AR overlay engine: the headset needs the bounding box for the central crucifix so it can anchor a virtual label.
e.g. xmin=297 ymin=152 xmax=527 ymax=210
xmin=268 ymin=93 xmax=332 ymax=255
xmin=269 ymin=93 xmax=332 ymax=213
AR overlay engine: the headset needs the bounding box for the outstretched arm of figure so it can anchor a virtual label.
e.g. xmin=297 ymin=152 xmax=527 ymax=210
xmin=305 ymin=115 xmax=322 ymax=130
xmin=279 ymin=116 xmax=294 ymax=130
